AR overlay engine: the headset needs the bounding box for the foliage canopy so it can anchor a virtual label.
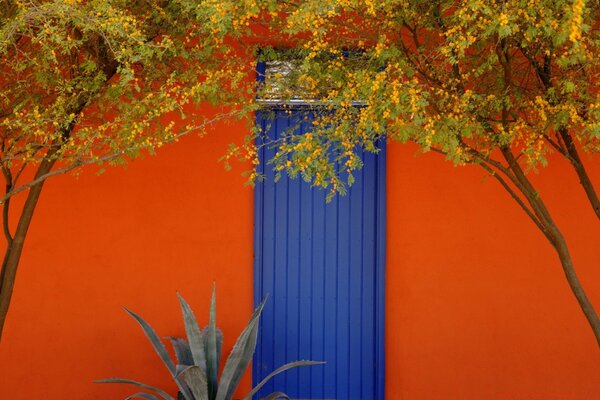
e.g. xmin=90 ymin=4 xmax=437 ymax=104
xmin=0 ymin=0 xmax=251 ymax=199
xmin=1 ymin=0 xmax=600 ymax=347
xmin=231 ymin=0 xmax=600 ymax=199
xmin=211 ymin=0 xmax=600 ymax=347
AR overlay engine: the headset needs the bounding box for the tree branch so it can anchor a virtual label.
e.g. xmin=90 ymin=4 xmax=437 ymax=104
xmin=0 ymin=112 xmax=239 ymax=204
xmin=519 ymin=45 xmax=600 ymax=220
xmin=1 ymin=176 xmax=13 ymax=245
xmin=480 ymin=161 xmax=552 ymax=238
xmin=558 ymin=128 xmax=600 ymax=220
xmin=431 ymin=145 xmax=551 ymax=241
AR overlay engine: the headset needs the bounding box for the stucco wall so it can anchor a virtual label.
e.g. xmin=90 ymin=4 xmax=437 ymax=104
xmin=0 ymin=123 xmax=599 ymax=399
xmin=386 ymin=141 xmax=600 ymax=399
xmin=0 ymin=122 xmax=255 ymax=399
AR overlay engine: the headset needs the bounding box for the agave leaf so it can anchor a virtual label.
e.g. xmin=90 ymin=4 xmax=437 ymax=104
xmin=201 ymin=326 xmax=223 ymax=372
xmin=261 ymin=392 xmax=290 ymax=400
xmin=175 ymin=364 xmax=190 ymax=377
xmin=95 ymin=378 xmax=174 ymax=400
xmin=206 ymin=284 xmax=219 ymax=399
xmin=176 ymin=293 xmax=207 ymax=370
xmin=215 ymin=296 xmax=268 ymax=400
xmin=123 ymin=308 xmax=194 ymax=400
xmin=124 ymin=308 xmax=177 ymax=375
xmin=167 ymin=337 xmax=194 ymax=366
xmin=242 ymin=360 xmax=325 ymax=400
xmin=178 ymin=365 xmax=209 ymax=400
xmin=216 ymin=329 xmax=222 ymax=368
xmin=125 ymin=392 xmax=164 ymax=400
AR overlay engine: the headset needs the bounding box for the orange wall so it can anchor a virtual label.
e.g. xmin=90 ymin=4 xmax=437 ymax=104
xmin=0 ymin=122 xmax=255 ymax=399
xmin=1 ymin=125 xmax=600 ymax=399
xmin=386 ymin=142 xmax=600 ymax=399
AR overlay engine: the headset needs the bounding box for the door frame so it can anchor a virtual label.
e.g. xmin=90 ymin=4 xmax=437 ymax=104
xmin=253 ymin=61 xmax=386 ymax=400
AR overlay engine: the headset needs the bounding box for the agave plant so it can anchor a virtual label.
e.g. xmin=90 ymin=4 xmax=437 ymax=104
xmin=97 ymin=286 xmax=323 ymax=400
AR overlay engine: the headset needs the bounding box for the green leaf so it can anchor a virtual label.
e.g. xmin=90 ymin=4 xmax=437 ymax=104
xmin=242 ymin=361 xmax=325 ymax=400
xmin=95 ymin=378 xmax=174 ymax=400
xmin=124 ymin=308 xmax=176 ymax=374
xmin=167 ymin=337 xmax=194 ymax=367
xmin=215 ymin=296 xmax=268 ymax=400
xmin=123 ymin=308 xmax=194 ymax=400
xmin=201 ymin=326 xmax=223 ymax=376
xmin=563 ymin=81 xmax=575 ymax=93
xmin=126 ymin=393 xmax=164 ymax=400
xmin=177 ymin=365 xmax=209 ymax=400
xmin=177 ymin=294 xmax=207 ymax=370
xmin=261 ymin=393 xmax=290 ymax=400
xmin=206 ymin=284 xmax=219 ymax=398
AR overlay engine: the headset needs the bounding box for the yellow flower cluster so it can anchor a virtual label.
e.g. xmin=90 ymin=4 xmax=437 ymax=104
xmin=498 ymin=13 xmax=509 ymax=27
xmin=569 ymin=0 xmax=586 ymax=42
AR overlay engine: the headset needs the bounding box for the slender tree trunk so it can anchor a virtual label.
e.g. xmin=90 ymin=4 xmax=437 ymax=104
xmin=0 ymin=156 xmax=58 ymax=341
xmin=550 ymin=228 xmax=600 ymax=347
xmin=499 ymin=149 xmax=600 ymax=348
xmin=0 ymin=58 xmax=114 ymax=341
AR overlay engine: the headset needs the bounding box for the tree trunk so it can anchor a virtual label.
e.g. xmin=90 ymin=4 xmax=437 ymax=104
xmin=0 ymin=156 xmax=58 ymax=341
xmin=552 ymin=231 xmax=600 ymax=347
xmin=499 ymin=149 xmax=600 ymax=348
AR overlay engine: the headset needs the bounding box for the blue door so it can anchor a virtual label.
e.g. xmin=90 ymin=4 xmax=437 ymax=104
xmin=253 ymin=109 xmax=385 ymax=400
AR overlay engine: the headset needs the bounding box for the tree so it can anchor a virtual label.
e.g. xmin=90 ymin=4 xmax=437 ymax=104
xmin=222 ymin=0 xmax=600 ymax=347
xmin=0 ymin=0 xmax=255 ymax=340
xmin=2 ymin=0 xmax=600 ymax=353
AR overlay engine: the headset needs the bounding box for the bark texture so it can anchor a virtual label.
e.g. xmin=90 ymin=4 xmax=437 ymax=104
xmin=0 ymin=156 xmax=58 ymax=340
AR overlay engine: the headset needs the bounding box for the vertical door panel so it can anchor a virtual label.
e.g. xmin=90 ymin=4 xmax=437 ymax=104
xmin=254 ymin=109 xmax=385 ymax=400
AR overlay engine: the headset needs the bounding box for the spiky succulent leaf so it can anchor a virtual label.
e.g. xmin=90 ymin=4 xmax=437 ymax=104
xmin=215 ymin=296 xmax=267 ymax=400
xmin=123 ymin=308 xmax=194 ymax=400
xmin=177 ymin=293 xmax=207 ymax=370
xmin=201 ymin=326 xmax=223 ymax=373
xmin=216 ymin=329 xmax=222 ymax=368
xmin=124 ymin=308 xmax=176 ymax=374
xmin=125 ymin=392 xmax=164 ymax=400
xmin=168 ymin=337 xmax=194 ymax=367
xmin=95 ymin=378 xmax=175 ymax=400
xmin=206 ymin=284 xmax=219 ymax=399
xmin=178 ymin=365 xmax=209 ymax=400
xmin=262 ymin=393 xmax=290 ymax=400
xmin=101 ymin=290 xmax=321 ymax=400
xmin=242 ymin=361 xmax=325 ymax=400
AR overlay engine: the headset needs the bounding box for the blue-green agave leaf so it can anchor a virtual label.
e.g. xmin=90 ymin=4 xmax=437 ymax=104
xmin=242 ymin=360 xmax=325 ymax=400
xmin=175 ymin=364 xmax=190 ymax=378
xmin=167 ymin=337 xmax=194 ymax=367
xmin=262 ymin=392 xmax=290 ymax=400
xmin=95 ymin=378 xmax=174 ymax=400
xmin=206 ymin=284 xmax=219 ymax=399
xmin=201 ymin=326 xmax=223 ymax=373
xmin=124 ymin=308 xmax=176 ymax=375
xmin=215 ymin=295 xmax=268 ymax=400
xmin=177 ymin=365 xmax=209 ymax=400
xmin=176 ymin=293 xmax=207 ymax=370
xmin=123 ymin=308 xmax=194 ymax=400
xmin=125 ymin=392 xmax=164 ymax=400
